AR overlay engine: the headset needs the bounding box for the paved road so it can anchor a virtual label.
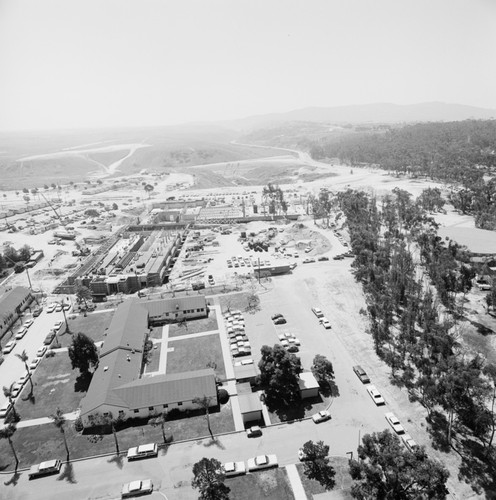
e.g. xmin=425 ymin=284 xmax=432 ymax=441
xmin=0 ymin=302 xmax=70 ymax=411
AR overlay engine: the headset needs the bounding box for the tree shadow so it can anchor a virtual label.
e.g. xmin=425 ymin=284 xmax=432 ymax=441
xmin=425 ymin=411 xmax=452 ymax=453
xmin=74 ymin=372 xmax=93 ymax=393
xmin=270 ymin=396 xmax=320 ymax=421
xmin=57 ymin=462 xmax=77 ymax=484
xmin=3 ymin=471 xmax=20 ymax=487
xmin=467 ymin=319 xmax=495 ymax=336
xmin=202 ymin=437 xmax=226 ymax=450
xmin=22 ymin=392 xmax=36 ymax=404
xmin=320 ymin=381 xmax=340 ymax=398
xmin=107 ymin=454 xmax=124 ymax=469
xmin=457 ymin=438 xmax=496 ymax=496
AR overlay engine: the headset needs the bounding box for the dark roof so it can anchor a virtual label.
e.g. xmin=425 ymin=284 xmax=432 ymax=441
xmin=114 ymin=369 xmax=217 ymax=409
xmin=238 ymin=392 xmax=262 ymax=414
xmin=80 ymin=349 xmax=142 ymax=415
xmin=99 ymin=300 xmax=149 ymax=357
xmin=0 ymin=286 xmax=32 ymax=322
xmin=139 ymin=295 xmax=207 ymax=317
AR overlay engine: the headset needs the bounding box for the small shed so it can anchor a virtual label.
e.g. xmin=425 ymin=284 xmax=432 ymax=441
xmin=298 ymin=372 xmax=320 ymax=399
xmin=238 ymin=392 xmax=263 ymax=424
xmin=234 ymin=363 xmax=259 ymax=384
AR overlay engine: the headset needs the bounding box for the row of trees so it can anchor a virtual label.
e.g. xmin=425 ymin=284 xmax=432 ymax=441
xmin=0 ymin=244 xmax=32 ymax=273
xmin=337 ymin=188 xmax=496 ymax=488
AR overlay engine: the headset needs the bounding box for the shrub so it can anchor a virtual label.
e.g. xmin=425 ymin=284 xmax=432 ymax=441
xmin=218 ymin=388 xmax=229 ymax=404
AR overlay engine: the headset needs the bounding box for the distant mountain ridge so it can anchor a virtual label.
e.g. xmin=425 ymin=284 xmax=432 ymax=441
xmin=227 ymin=102 xmax=496 ymax=130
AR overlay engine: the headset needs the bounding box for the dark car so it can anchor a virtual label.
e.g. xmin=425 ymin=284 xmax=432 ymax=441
xmin=273 ymin=317 xmax=287 ymax=325
xmin=286 ymin=345 xmax=299 ymax=353
xmin=271 ymin=313 xmax=284 ymax=320
xmin=353 ymin=365 xmax=370 ymax=384
xmin=317 ymin=256 xmax=329 ymax=261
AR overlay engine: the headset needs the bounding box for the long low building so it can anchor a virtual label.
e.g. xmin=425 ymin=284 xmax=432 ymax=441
xmin=80 ymin=295 xmax=215 ymax=428
xmin=0 ymin=286 xmax=34 ymax=339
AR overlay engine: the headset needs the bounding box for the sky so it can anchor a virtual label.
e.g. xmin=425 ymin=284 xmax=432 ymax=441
xmin=0 ymin=0 xmax=495 ymax=131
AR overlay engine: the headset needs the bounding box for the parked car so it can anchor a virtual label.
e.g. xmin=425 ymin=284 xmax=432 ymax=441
xmin=246 ymin=426 xmax=262 ymax=438
xmin=312 ymin=410 xmax=331 ymax=424
xmin=385 ymin=412 xmax=405 ymax=434
xmin=44 ymin=332 xmax=56 ymax=345
xmin=33 ymin=307 xmax=43 ymax=317
xmin=36 ymin=346 xmax=48 ymax=358
xmin=303 ymin=258 xmax=315 ymax=264
xmin=311 ymin=307 xmax=324 ymax=318
xmin=15 ymin=327 xmax=28 ymax=340
xmin=53 ymin=320 xmax=63 ymax=331
xmin=320 ymin=317 xmax=332 ymax=329
xmin=247 ymin=454 xmax=278 ymax=471
xmin=28 ymin=459 xmax=62 ymax=480
xmin=46 ymin=303 xmax=56 ymax=313
xmin=121 ymin=479 xmax=153 ymax=498
xmin=401 ymin=434 xmax=419 ymax=452
xmin=23 ymin=319 xmax=34 ymax=328
xmin=273 ymin=317 xmax=287 ymax=325
xmin=2 ymin=340 xmax=16 ymax=354
xmin=367 ymin=385 xmax=385 ymax=405
xmin=11 ymin=383 xmax=23 ymax=398
xmin=126 ymin=443 xmax=158 ymax=461
xmin=353 ymin=365 xmax=370 ymax=384
xmin=271 ymin=313 xmax=284 ymax=320
xmin=55 ymin=303 xmax=63 ymax=312
xmin=222 ymin=461 xmax=246 ymax=477
xmin=0 ymin=401 xmax=13 ymax=419
xmin=286 ymin=345 xmax=299 ymax=353
xmin=29 ymin=357 xmax=41 ymax=370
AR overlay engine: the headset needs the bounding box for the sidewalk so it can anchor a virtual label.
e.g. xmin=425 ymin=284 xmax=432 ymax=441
xmin=286 ymin=464 xmax=308 ymax=500
xmin=14 ymin=410 xmax=80 ymax=429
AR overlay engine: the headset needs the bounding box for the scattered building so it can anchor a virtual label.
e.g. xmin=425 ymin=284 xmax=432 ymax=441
xmin=298 ymin=372 xmax=320 ymax=399
xmin=238 ymin=392 xmax=263 ymax=424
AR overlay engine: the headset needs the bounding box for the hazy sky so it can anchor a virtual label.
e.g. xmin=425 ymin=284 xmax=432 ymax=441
xmin=0 ymin=0 xmax=495 ymax=131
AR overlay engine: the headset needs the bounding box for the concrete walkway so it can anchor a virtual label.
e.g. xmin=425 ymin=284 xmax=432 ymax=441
xmin=225 ymin=380 xmax=245 ymax=432
xmin=15 ymin=410 xmax=80 ymax=429
xmin=158 ymin=324 xmax=169 ymax=374
xmin=285 ymin=464 xmax=308 ymax=500
xmin=167 ymin=329 xmax=219 ymax=342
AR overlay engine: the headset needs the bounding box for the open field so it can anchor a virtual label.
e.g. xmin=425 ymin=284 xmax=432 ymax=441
xmin=166 ymin=334 xmax=225 ymax=379
xmin=14 ymin=352 xmax=86 ymax=420
xmin=226 ymin=468 xmax=295 ymax=500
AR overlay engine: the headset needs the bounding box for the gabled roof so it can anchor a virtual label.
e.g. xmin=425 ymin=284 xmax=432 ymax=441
xmin=139 ymin=295 xmax=207 ymax=317
xmin=79 ymin=349 xmax=142 ymax=415
xmin=114 ymin=368 xmax=217 ymax=409
xmin=0 ymin=286 xmax=32 ymax=320
xmin=99 ymin=300 xmax=149 ymax=357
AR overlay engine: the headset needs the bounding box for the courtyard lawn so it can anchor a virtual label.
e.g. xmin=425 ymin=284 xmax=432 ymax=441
xmin=218 ymin=292 xmax=254 ymax=314
xmin=0 ymin=400 xmax=235 ymax=470
xmin=296 ymin=457 xmax=353 ymax=499
xmin=144 ymin=342 xmax=162 ymax=373
xmin=13 ymin=352 xmax=87 ymax=420
xmin=227 ymin=468 xmax=295 ymax=500
xmin=58 ymin=309 xmax=115 ymax=347
xmin=168 ymin=310 xmax=218 ymax=338
xmin=149 ymin=325 xmax=165 ymax=340
xmin=166 ymin=334 xmax=226 ymax=378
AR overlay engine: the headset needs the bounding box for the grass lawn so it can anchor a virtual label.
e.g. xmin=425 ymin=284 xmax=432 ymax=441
xmin=227 ymin=467 xmax=295 ymax=500
xmin=0 ymin=400 xmax=235 ymax=470
xmin=58 ymin=310 xmax=115 ymax=347
xmin=149 ymin=325 xmax=165 ymax=340
xmin=14 ymin=352 xmax=87 ymax=420
xmin=144 ymin=342 xmax=162 ymax=373
xmin=168 ymin=310 xmax=218 ymax=338
xmin=268 ymin=394 xmax=332 ymax=424
xmin=166 ymin=334 xmax=225 ymax=378
xmin=296 ymin=457 xmax=353 ymax=499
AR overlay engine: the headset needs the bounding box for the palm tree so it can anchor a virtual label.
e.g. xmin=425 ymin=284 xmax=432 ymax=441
xmin=3 ymin=383 xmax=19 ymax=421
xmin=75 ymin=285 xmax=92 ymax=312
xmin=192 ymin=395 xmax=214 ymax=438
xmin=50 ymin=407 xmax=69 ymax=460
xmin=0 ymin=424 xmax=19 ymax=471
xmin=15 ymin=350 xmax=34 ymax=398
xmin=149 ymin=410 xmax=169 ymax=444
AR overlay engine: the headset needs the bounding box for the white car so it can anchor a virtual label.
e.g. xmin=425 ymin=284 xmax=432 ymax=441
xmin=222 ymin=461 xmax=246 ymax=477
xmin=23 ymin=319 xmax=34 ymax=328
xmin=247 ymin=454 xmax=278 ymax=471
xmin=288 ymin=337 xmax=301 ymax=345
xmin=46 ymin=304 xmax=56 ymax=313
xmin=28 ymin=459 xmax=62 ymax=480
xmin=19 ymin=372 xmax=30 ymax=386
xmin=126 ymin=443 xmax=158 ymax=461
xmin=385 ymin=412 xmax=405 ymax=434
xmin=29 ymin=357 xmax=41 ymax=370
xmin=11 ymin=383 xmax=23 ymax=398
xmin=37 ymin=346 xmax=48 ymax=358
xmin=280 ymin=339 xmax=289 ymax=347
xmin=2 ymin=340 xmax=16 ymax=354
xmin=53 ymin=320 xmax=63 ymax=331
xmin=367 ymin=385 xmax=385 ymax=405
xmin=401 ymin=434 xmax=418 ymax=452
xmin=15 ymin=327 xmax=28 ymax=340
xmin=312 ymin=410 xmax=331 ymax=424
xmin=320 ymin=318 xmax=332 ymax=329
xmin=121 ymin=479 xmax=153 ymax=498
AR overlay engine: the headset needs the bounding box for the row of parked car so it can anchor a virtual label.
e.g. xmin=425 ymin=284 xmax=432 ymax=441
xmin=225 ymin=310 xmax=252 ymax=359
xmin=352 ymin=365 xmax=418 ymax=452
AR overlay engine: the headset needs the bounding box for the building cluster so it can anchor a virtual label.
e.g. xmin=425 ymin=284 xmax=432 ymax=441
xmin=80 ymin=295 xmax=214 ymax=428
xmin=0 ymin=286 xmax=34 ymax=340
xmin=68 ymin=228 xmax=185 ymax=298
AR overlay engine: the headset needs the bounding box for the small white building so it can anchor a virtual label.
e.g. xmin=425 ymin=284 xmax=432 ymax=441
xmin=298 ymin=372 xmax=320 ymax=399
